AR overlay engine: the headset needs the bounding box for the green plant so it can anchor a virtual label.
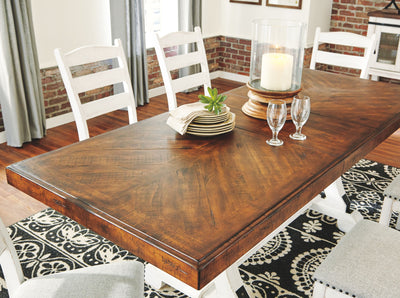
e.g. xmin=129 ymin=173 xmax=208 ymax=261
xmin=198 ymin=87 xmax=227 ymax=115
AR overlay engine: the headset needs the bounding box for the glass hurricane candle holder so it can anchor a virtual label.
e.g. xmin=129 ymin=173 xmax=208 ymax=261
xmin=242 ymin=18 xmax=306 ymax=120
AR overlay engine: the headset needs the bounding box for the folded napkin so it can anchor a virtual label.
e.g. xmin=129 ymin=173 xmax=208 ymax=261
xmin=167 ymin=102 xmax=224 ymax=135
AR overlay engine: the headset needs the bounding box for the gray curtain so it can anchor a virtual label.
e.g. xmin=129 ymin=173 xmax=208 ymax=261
xmin=178 ymin=0 xmax=202 ymax=32
xmin=110 ymin=0 xmax=149 ymax=106
xmin=178 ymin=0 xmax=202 ymax=89
xmin=0 ymin=0 xmax=46 ymax=147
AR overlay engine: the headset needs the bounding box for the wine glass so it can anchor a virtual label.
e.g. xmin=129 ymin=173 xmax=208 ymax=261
xmin=266 ymin=100 xmax=287 ymax=146
xmin=290 ymin=95 xmax=310 ymax=141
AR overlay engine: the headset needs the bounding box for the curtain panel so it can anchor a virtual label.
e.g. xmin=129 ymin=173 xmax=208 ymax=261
xmin=178 ymin=0 xmax=202 ymax=32
xmin=178 ymin=0 xmax=202 ymax=89
xmin=110 ymin=0 xmax=149 ymax=106
xmin=0 ymin=0 xmax=46 ymax=147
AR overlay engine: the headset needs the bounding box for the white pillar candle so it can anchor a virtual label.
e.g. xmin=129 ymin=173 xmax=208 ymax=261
xmin=260 ymin=53 xmax=294 ymax=91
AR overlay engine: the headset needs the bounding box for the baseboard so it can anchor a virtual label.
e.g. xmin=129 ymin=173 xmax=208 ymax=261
xmin=0 ymin=132 xmax=6 ymax=144
xmin=0 ymin=71 xmax=246 ymax=145
xmin=211 ymin=71 xmax=248 ymax=83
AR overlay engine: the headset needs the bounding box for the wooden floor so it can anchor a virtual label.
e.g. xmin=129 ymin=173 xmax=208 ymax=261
xmin=0 ymin=78 xmax=399 ymax=226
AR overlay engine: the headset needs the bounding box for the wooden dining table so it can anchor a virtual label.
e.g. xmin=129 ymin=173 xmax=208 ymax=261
xmin=6 ymin=69 xmax=400 ymax=297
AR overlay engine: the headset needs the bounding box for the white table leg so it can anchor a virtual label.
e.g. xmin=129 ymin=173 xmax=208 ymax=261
xmin=145 ymin=263 xmax=245 ymax=298
xmin=311 ymin=177 xmax=362 ymax=232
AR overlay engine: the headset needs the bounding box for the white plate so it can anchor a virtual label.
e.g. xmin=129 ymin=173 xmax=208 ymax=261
xmin=186 ymin=125 xmax=235 ymax=136
xmin=187 ymin=124 xmax=234 ymax=133
xmin=192 ymin=107 xmax=230 ymax=124
xmin=189 ymin=112 xmax=234 ymax=129
xmin=187 ymin=113 xmax=236 ymax=136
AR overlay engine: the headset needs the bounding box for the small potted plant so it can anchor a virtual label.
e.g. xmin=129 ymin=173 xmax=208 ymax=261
xmin=198 ymin=87 xmax=227 ymax=115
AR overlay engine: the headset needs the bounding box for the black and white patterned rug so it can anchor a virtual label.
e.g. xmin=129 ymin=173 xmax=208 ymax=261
xmin=0 ymin=159 xmax=399 ymax=298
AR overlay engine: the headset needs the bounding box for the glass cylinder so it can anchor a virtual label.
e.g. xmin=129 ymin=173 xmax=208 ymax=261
xmin=249 ymin=19 xmax=306 ymax=92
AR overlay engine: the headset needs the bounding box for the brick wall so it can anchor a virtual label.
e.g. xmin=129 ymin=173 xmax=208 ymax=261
xmin=327 ymin=0 xmax=387 ymax=77
xmin=331 ymin=0 xmax=387 ymax=35
xmin=41 ymin=61 xmax=113 ymax=120
xmin=217 ymin=36 xmax=251 ymax=75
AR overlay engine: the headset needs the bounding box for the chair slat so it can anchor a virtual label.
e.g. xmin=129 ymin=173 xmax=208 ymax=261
xmin=165 ymin=51 xmax=203 ymax=71
xmin=315 ymin=51 xmax=367 ymax=69
xmin=81 ymin=92 xmax=133 ymax=120
xmin=171 ymin=72 xmax=209 ymax=93
xmin=72 ymin=68 xmax=126 ymax=94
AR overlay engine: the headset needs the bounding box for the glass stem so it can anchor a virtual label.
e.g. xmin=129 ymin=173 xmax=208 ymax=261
xmin=296 ymin=126 xmax=302 ymax=135
xmin=272 ymin=131 xmax=278 ymax=140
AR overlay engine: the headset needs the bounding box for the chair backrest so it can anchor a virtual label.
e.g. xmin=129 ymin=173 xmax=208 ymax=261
xmin=0 ymin=218 xmax=25 ymax=297
xmin=54 ymin=39 xmax=138 ymax=141
xmin=154 ymin=27 xmax=211 ymax=111
xmin=310 ymin=27 xmax=376 ymax=79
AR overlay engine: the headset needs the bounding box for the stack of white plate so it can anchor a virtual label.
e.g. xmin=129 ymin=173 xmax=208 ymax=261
xmin=187 ymin=107 xmax=235 ymax=136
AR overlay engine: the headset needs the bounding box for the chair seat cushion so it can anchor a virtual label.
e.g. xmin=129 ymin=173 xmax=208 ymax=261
xmin=14 ymin=261 xmax=144 ymax=298
xmin=313 ymin=220 xmax=400 ymax=298
xmin=384 ymin=174 xmax=400 ymax=201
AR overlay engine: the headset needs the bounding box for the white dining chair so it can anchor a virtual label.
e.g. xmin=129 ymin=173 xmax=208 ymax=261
xmin=154 ymin=26 xmax=212 ymax=111
xmin=0 ymin=217 xmax=144 ymax=298
xmin=54 ymin=39 xmax=138 ymax=141
xmin=310 ymin=28 xmax=377 ymax=232
xmin=379 ymin=174 xmax=400 ymax=228
xmin=310 ymin=27 xmax=376 ymax=79
xmin=312 ymin=219 xmax=400 ymax=298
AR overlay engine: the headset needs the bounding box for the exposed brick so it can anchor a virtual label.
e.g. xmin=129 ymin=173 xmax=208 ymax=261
xmin=48 ymin=97 xmax=67 ymax=106
xmin=226 ymin=48 xmax=239 ymax=54
xmin=331 ymin=15 xmax=346 ymax=21
xmin=333 ymin=3 xmax=348 ymax=9
xmin=232 ymin=54 xmax=245 ymax=61
xmin=239 ymin=39 xmax=251 ymax=46
xmin=232 ymin=43 xmax=245 ymax=50
xmin=226 ymin=37 xmax=239 ymax=43
xmin=220 ymin=42 xmax=232 ymax=47
xmin=340 ymin=9 xmax=355 ymax=16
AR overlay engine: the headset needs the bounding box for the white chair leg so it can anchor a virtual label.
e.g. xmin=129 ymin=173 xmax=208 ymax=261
xmin=144 ymin=263 xmax=166 ymax=290
xmin=311 ymin=177 xmax=362 ymax=232
xmin=312 ymin=282 xmax=327 ymax=298
xmin=379 ymin=197 xmax=394 ymax=226
xmin=213 ymin=265 xmax=245 ymax=298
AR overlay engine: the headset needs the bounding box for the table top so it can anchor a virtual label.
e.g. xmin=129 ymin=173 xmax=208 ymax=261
xmin=6 ymin=69 xmax=400 ymax=290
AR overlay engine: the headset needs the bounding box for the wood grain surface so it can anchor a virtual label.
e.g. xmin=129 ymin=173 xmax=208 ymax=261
xmin=6 ymin=69 xmax=400 ymax=289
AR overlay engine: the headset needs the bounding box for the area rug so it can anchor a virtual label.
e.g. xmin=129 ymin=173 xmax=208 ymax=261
xmin=0 ymin=159 xmax=399 ymax=298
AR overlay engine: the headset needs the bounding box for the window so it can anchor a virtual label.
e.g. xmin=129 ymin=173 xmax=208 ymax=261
xmin=144 ymin=0 xmax=178 ymax=48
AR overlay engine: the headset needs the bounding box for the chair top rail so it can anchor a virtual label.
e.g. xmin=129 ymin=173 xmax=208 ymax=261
xmin=57 ymin=46 xmax=124 ymax=68
xmin=158 ymin=31 xmax=202 ymax=48
xmin=171 ymin=72 xmax=211 ymax=93
xmin=318 ymin=31 xmax=373 ymax=48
